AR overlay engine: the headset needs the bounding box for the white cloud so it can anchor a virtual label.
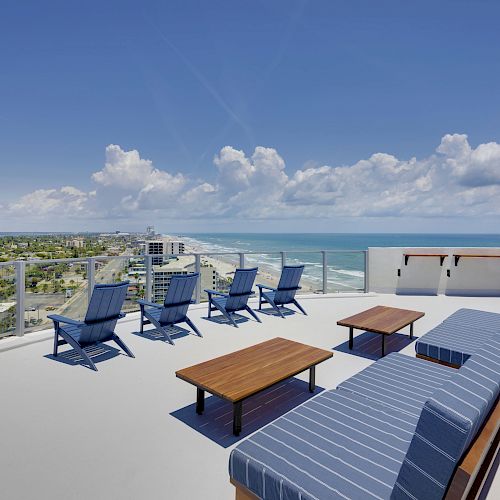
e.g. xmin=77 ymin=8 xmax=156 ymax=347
xmin=92 ymin=144 xmax=187 ymax=192
xmin=6 ymin=134 xmax=500 ymax=223
xmin=9 ymin=186 xmax=94 ymax=217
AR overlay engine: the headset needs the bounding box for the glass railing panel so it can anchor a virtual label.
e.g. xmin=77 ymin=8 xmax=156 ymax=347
xmin=199 ymin=253 xmax=239 ymax=302
xmin=151 ymin=254 xmax=197 ymax=304
xmin=325 ymin=251 xmax=365 ymax=293
xmin=24 ymin=260 xmax=89 ymax=333
xmin=0 ymin=264 xmax=16 ymax=338
xmin=244 ymin=253 xmax=283 ymax=294
xmin=95 ymin=255 xmax=143 ymax=313
xmin=280 ymin=252 xmax=323 ymax=294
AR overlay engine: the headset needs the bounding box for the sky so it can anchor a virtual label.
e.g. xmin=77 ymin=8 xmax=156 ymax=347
xmin=1 ymin=0 xmax=500 ymax=233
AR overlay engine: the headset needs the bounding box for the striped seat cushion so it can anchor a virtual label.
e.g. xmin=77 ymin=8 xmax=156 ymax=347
xmin=392 ymin=337 xmax=500 ymax=499
xmin=415 ymin=321 xmax=496 ymax=366
xmin=337 ymin=353 xmax=455 ymax=420
xmin=230 ymin=390 xmax=417 ymax=500
xmin=442 ymin=308 xmax=500 ymax=333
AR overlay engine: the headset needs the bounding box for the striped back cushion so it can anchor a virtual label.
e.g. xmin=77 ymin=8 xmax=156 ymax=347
xmin=392 ymin=338 xmax=500 ymax=499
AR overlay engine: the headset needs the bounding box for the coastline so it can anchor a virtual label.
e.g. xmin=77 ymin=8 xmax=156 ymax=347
xmin=164 ymin=235 xmax=318 ymax=293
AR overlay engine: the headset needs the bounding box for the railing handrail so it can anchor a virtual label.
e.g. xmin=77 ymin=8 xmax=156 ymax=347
xmin=0 ymin=248 xmax=366 ymax=267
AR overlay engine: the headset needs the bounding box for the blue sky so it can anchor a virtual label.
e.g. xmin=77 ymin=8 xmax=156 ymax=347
xmin=1 ymin=0 xmax=500 ymax=232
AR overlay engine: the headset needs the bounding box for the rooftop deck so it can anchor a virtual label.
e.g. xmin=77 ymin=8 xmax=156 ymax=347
xmin=1 ymin=292 xmax=499 ymax=499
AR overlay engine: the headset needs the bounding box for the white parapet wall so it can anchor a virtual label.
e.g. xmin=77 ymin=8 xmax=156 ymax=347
xmin=367 ymin=247 xmax=500 ymax=296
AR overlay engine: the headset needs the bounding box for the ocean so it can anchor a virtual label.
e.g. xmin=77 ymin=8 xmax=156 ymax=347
xmin=176 ymin=233 xmax=500 ymax=292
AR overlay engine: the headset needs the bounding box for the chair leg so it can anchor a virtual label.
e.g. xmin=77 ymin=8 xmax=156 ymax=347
xmin=185 ymin=317 xmax=203 ymax=337
xmin=207 ymin=298 xmax=212 ymax=318
xmin=245 ymin=305 xmax=262 ymax=323
xmin=269 ymin=299 xmax=285 ymax=318
xmin=293 ymin=299 xmax=307 ymax=316
xmin=161 ymin=327 xmax=175 ymax=345
xmin=227 ymin=311 xmax=239 ymax=328
xmin=59 ymin=331 xmax=98 ymax=371
xmin=80 ymin=349 xmax=98 ymax=371
xmin=53 ymin=332 xmax=59 ymax=356
xmin=112 ymin=334 xmax=135 ymax=358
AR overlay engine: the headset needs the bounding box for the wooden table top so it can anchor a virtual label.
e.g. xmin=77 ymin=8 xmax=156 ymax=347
xmin=337 ymin=305 xmax=425 ymax=335
xmin=175 ymin=337 xmax=333 ymax=403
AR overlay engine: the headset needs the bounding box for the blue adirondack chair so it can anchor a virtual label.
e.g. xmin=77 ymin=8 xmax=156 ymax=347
xmin=48 ymin=281 xmax=134 ymax=371
xmin=205 ymin=268 xmax=261 ymax=328
xmin=138 ymin=273 xmax=201 ymax=345
xmin=257 ymin=265 xmax=307 ymax=318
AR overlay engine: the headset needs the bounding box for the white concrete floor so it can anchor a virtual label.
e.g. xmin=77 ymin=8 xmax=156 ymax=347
xmin=0 ymin=293 xmax=499 ymax=500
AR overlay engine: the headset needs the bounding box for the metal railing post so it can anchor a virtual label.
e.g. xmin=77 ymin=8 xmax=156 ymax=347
xmin=145 ymin=255 xmax=152 ymax=302
xmin=15 ymin=261 xmax=25 ymax=337
xmin=194 ymin=254 xmax=201 ymax=303
xmin=238 ymin=252 xmax=245 ymax=268
xmin=364 ymin=250 xmax=369 ymax=293
xmin=280 ymin=251 xmax=286 ymax=269
xmin=322 ymin=251 xmax=328 ymax=294
xmin=87 ymin=258 xmax=95 ymax=305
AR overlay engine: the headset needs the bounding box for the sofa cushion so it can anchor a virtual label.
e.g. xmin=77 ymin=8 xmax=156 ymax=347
xmin=415 ymin=321 xmax=496 ymax=366
xmin=230 ymin=390 xmax=417 ymax=500
xmin=337 ymin=353 xmax=455 ymax=420
xmin=392 ymin=337 xmax=500 ymax=499
xmin=443 ymin=308 xmax=500 ymax=333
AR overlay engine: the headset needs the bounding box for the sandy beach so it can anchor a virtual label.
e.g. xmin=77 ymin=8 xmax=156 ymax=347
xmin=164 ymin=235 xmax=318 ymax=293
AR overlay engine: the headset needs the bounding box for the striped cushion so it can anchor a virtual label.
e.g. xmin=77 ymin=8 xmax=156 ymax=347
xmin=392 ymin=338 xmax=500 ymax=499
xmin=415 ymin=321 xmax=496 ymax=366
xmin=337 ymin=353 xmax=455 ymax=420
xmin=230 ymin=390 xmax=416 ymax=500
xmin=443 ymin=308 xmax=500 ymax=333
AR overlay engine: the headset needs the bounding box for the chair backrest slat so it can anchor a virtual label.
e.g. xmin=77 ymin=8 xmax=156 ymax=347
xmin=226 ymin=268 xmax=258 ymax=311
xmin=274 ymin=265 xmax=304 ymax=304
xmin=80 ymin=282 xmax=129 ymax=344
xmin=160 ymin=273 xmax=199 ymax=325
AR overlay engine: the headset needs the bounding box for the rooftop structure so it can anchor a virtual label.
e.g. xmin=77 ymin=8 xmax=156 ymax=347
xmin=0 ymin=292 xmax=499 ymax=499
xmin=0 ymin=246 xmax=499 ymax=499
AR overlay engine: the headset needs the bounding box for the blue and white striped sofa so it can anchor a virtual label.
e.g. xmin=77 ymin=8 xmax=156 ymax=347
xmin=415 ymin=308 xmax=500 ymax=366
xmin=229 ymin=341 xmax=500 ymax=499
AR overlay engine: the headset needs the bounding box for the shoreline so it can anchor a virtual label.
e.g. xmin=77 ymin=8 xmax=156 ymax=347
xmin=165 ymin=235 xmax=320 ymax=293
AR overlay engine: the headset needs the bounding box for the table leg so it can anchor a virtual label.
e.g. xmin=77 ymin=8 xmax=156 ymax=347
xmin=196 ymin=388 xmax=205 ymax=415
xmin=349 ymin=327 xmax=354 ymax=350
xmin=233 ymin=401 xmax=243 ymax=436
xmin=381 ymin=335 xmax=385 ymax=357
xmin=410 ymin=322 xmax=414 ymax=339
xmin=309 ymin=366 xmax=316 ymax=393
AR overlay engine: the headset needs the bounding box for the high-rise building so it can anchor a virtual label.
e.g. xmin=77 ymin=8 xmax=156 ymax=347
xmin=144 ymin=240 xmax=165 ymax=265
xmin=146 ymin=225 xmax=155 ymax=237
xmin=152 ymin=264 xmax=216 ymax=302
xmin=165 ymin=241 xmax=185 ymax=254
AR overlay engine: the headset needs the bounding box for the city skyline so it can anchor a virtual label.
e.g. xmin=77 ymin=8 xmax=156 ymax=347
xmin=2 ymin=1 xmax=500 ymax=232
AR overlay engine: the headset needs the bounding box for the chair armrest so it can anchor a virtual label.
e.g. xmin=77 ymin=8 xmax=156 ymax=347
xmin=137 ymin=299 xmax=162 ymax=309
xmin=204 ymin=289 xmax=227 ymax=297
xmin=257 ymin=284 xmax=277 ymax=292
xmin=47 ymin=314 xmax=84 ymax=326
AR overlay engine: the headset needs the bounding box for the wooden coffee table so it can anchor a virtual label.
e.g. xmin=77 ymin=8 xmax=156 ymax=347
xmin=175 ymin=337 xmax=333 ymax=436
xmin=337 ymin=306 xmax=424 ymax=357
